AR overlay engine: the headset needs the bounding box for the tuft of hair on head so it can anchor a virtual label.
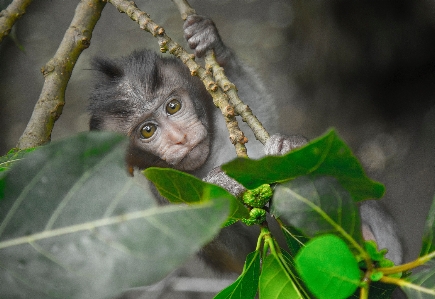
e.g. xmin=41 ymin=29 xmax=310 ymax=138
xmin=91 ymin=57 xmax=124 ymax=80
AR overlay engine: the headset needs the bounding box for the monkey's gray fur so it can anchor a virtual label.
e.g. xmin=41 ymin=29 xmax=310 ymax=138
xmin=89 ymin=14 xmax=402 ymax=282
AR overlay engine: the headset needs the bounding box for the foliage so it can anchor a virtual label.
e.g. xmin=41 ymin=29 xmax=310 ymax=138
xmin=1 ymin=129 xmax=435 ymax=298
xmin=0 ymin=132 xmax=229 ymax=299
xmin=221 ymin=129 xmax=385 ymax=202
xmin=0 ymin=147 xmax=35 ymax=174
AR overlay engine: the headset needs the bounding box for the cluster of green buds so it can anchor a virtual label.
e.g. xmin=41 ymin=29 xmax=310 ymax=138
xmin=241 ymin=184 xmax=273 ymax=226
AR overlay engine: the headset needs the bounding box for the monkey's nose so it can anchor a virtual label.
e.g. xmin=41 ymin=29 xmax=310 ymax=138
xmin=168 ymin=130 xmax=187 ymax=145
xmin=175 ymin=134 xmax=187 ymax=145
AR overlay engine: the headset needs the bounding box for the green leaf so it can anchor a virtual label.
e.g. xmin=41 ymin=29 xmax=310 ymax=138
xmin=270 ymin=176 xmax=364 ymax=252
xmin=0 ymin=147 xmax=36 ymax=173
xmin=144 ymin=167 xmax=249 ymax=221
xmin=281 ymin=225 xmax=310 ymax=257
xmin=214 ymin=250 xmax=260 ymax=299
xmin=295 ymin=235 xmax=361 ymax=299
xmin=222 ymin=129 xmax=384 ymax=202
xmin=259 ymin=253 xmax=304 ymax=299
xmin=348 ymin=281 xmax=397 ymax=299
xmin=420 ymin=195 xmax=435 ymax=257
xmin=0 ymin=132 xmax=229 ymax=299
xmin=402 ymin=260 xmax=435 ymax=298
xmin=365 ymin=240 xmax=388 ymax=262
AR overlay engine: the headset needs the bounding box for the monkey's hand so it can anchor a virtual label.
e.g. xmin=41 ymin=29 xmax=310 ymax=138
xmin=184 ymin=15 xmax=230 ymax=65
xmin=264 ymin=134 xmax=308 ymax=156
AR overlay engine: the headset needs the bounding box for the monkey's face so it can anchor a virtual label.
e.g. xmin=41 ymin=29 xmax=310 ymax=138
xmin=89 ymin=50 xmax=214 ymax=172
xmin=129 ymin=89 xmax=210 ymax=171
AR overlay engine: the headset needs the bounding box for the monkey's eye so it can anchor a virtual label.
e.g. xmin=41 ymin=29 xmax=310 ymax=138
xmin=166 ymin=99 xmax=182 ymax=115
xmin=140 ymin=123 xmax=157 ymax=139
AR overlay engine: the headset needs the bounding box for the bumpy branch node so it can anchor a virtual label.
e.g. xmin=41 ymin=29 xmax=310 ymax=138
xmin=0 ymin=0 xmax=33 ymax=43
xmin=16 ymin=0 xmax=106 ymax=149
xmin=172 ymin=0 xmax=270 ymax=145
xmin=205 ymin=51 xmax=270 ymax=144
xmin=108 ymin=0 xmax=248 ymax=157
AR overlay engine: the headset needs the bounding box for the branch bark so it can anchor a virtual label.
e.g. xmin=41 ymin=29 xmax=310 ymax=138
xmin=16 ymin=0 xmax=106 ymax=149
xmin=108 ymin=0 xmax=248 ymax=157
xmin=0 ymin=0 xmax=33 ymax=43
xmin=172 ymin=0 xmax=270 ymax=145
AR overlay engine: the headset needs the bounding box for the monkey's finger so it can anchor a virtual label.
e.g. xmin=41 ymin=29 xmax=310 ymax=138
xmin=186 ymin=36 xmax=200 ymax=51
xmin=183 ymin=15 xmax=212 ymax=39
xmin=183 ymin=15 xmax=206 ymax=30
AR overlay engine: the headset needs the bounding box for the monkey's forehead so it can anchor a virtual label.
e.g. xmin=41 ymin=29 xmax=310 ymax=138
xmin=115 ymin=77 xmax=191 ymax=113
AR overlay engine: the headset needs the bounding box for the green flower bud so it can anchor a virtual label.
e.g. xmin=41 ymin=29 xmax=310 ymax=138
xmin=242 ymin=208 xmax=266 ymax=226
xmin=242 ymin=184 xmax=273 ymax=208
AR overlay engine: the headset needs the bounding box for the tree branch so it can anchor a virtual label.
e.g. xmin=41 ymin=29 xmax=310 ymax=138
xmin=107 ymin=0 xmax=248 ymax=157
xmin=0 ymin=0 xmax=33 ymax=43
xmin=16 ymin=0 xmax=106 ymax=149
xmin=171 ymin=0 xmax=270 ymax=145
xmin=205 ymin=51 xmax=270 ymax=144
xmin=171 ymin=0 xmax=195 ymax=21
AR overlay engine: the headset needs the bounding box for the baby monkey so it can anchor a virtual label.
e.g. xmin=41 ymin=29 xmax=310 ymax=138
xmin=89 ymin=15 xmax=402 ymax=272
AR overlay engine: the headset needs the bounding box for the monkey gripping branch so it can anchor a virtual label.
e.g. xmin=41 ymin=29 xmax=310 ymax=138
xmin=106 ymin=0 xmax=435 ymax=298
xmin=1 ymin=1 xmax=435 ymax=299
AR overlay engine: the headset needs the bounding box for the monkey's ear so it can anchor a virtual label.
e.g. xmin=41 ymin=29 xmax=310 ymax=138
xmin=92 ymin=57 xmax=124 ymax=79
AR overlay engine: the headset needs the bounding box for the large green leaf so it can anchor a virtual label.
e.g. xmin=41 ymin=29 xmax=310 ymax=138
xmin=0 ymin=132 xmax=229 ymax=299
xmin=420 ymin=195 xmax=435 ymax=257
xmin=259 ymin=253 xmax=304 ymax=299
xmin=270 ymin=176 xmax=364 ymax=252
xmin=402 ymin=260 xmax=435 ymax=298
xmin=0 ymin=147 xmax=35 ymax=174
xmin=295 ymin=235 xmax=361 ymax=299
xmin=144 ymin=167 xmax=249 ymax=220
xmin=222 ymin=129 xmax=384 ymax=202
xmin=214 ymin=250 xmax=260 ymax=299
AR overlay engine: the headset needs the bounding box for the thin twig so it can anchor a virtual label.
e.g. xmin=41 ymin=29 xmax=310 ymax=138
xmin=16 ymin=0 xmax=106 ymax=149
xmin=171 ymin=0 xmax=195 ymax=20
xmin=205 ymin=51 xmax=270 ymax=144
xmin=108 ymin=0 xmax=248 ymax=157
xmin=171 ymin=0 xmax=270 ymax=145
xmin=0 ymin=0 xmax=33 ymax=43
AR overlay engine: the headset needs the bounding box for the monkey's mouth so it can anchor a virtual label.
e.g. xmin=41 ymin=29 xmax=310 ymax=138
xmin=166 ymin=137 xmax=210 ymax=171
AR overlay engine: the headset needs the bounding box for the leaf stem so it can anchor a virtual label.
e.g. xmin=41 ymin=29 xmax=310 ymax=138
xmin=378 ymin=251 xmax=435 ymax=274
xmin=359 ymin=279 xmax=369 ymax=299
xmin=256 ymin=225 xmax=269 ymax=251
xmin=380 ymin=275 xmax=435 ymax=295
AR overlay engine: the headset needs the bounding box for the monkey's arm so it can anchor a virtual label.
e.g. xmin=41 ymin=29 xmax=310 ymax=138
xmin=203 ymin=134 xmax=308 ymax=197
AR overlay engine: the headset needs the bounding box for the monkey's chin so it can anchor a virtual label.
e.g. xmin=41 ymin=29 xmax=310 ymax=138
xmin=173 ymin=141 xmax=210 ymax=171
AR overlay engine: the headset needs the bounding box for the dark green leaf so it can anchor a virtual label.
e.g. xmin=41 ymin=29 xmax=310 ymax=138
xmin=402 ymin=260 xmax=435 ymax=298
xmin=259 ymin=253 xmax=304 ymax=299
xmin=0 ymin=132 xmax=229 ymax=299
xmin=222 ymin=129 xmax=384 ymax=202
xmin=281 ymin=225 xmax=310 ymax=257
xmin=214 ymin=250 xmax=260 ymax=299
xmin=295 ymin=235 xmax=361 ymax=299
xmin=348 ymin=281 xmax=397 ymax=299
xmin=270 ymin=176 xmax=364 ymax=252
xmin=420 ymin=195 xmax=435 ymax=257
xmin=144 ymin=167 xmax=249 ymax=220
